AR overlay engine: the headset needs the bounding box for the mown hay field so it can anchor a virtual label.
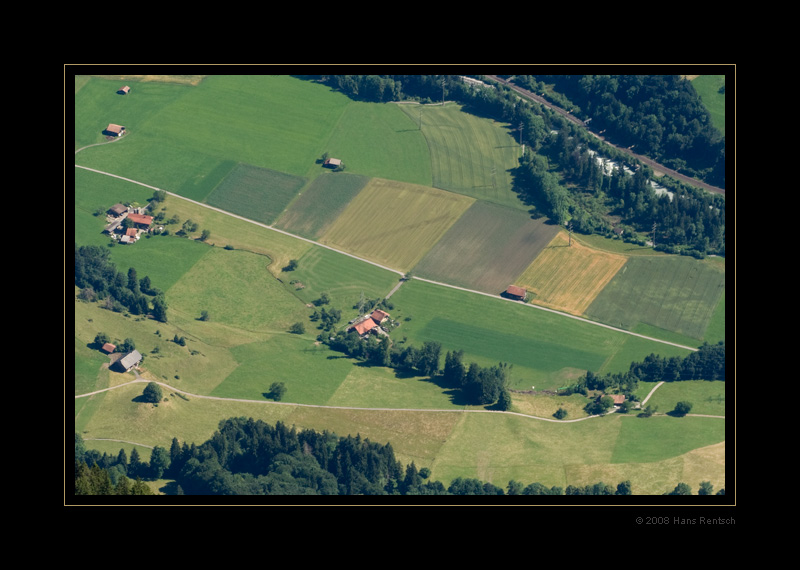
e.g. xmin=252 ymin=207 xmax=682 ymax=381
xmin=397 ymin=103 xmax=524 ymax=210
xmin=319 ymin=178 xmax=475 ymax=272
xmin=585 ymin=255 xmax=726 ymax=341
xmin=413 ymin=201 xmax=560 ymax=294
xmin=274 ymin=172 xmax=370 ymax=240
xmin=514 ymin=230 xmax=628 ymax=316
xmin=205 ymin=163 xmax=306 ymax=226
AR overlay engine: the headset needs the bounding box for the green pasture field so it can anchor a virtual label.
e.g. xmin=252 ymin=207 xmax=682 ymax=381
xmin=279 ymin=245 xmax=401 ymax=313
xmin=74 ymin=75 xmax=352 ymax=194
xmin=320 ymin=178 xmax=475 ymax=272
xmin=164 ymin=247 xmax=309 ymax=334
xmin=325 ymin=364 xmax=466 ymax=410
xmin=412 ymin=201 xmax=560 ymax=294
xmin=691 ymin=75 xmax=726 ymax=136
xmin=209 ymin=335 xmax=357 ymax=404
xmin=205 ymin=163 xmax=307 ymax=226
xmin=74 ymin=76 xmax=193 ymax=151
xmin=636 ymin=380 xmax=726 ymax=417
xmin=397 ymin=103 xmax=525 ymax=210
xmin=388 ymin=279 xmax=693 ymax=391
xmin=322 ymin=101 xmax=432 ymax=186
xmin=428 ymin=411 xmax=724 ymax=493
xmin=584 ymin=255 xmax=726 ymax=342
xmin=274 ymin=172 xmax=370 ymax=239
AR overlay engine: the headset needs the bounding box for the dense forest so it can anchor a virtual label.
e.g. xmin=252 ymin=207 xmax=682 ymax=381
xmin=512 ymin=74 xmax=726 ymax=188
xmin=74 ymin=420 xmax=724 ymax=497
xmin=306 ymin=74 xmax=726 ymax=257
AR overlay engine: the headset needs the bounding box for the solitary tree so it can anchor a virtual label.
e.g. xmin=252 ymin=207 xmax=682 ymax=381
xmin=673 ymin=401 xmax=693 ymax=417
xmin=289 ymin=322 xmax=305 ymax=335
xmin=267 ymin=382 xmax=287 ymax=401
xmin=142 ymin=382 xmax=163 ymax=404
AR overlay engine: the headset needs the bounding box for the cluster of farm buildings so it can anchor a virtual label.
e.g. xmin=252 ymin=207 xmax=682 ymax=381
xmin=104 ymin=203 xmax=157 ymax=244
xmin=347 ymin=308 xmax=391 ymax=338
xmin=100 ymin=342 xmax=143 ymax=373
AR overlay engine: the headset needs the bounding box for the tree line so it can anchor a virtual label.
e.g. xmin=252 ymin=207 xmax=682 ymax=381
xmin=564 ymin=341 xmax=726 ymax=398
xmin=75 ymin=243 xmax=168 ymax=322
xmin=326 ymin=331 xmax=511 ymax=408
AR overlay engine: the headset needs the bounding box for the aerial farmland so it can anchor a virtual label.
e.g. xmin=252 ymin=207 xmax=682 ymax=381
xmin=73 ymin=73 xmax=728 ymax=502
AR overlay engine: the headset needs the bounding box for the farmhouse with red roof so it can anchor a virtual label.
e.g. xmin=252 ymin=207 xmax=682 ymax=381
xmin=348 ymin=308 xmax=391 ymax=337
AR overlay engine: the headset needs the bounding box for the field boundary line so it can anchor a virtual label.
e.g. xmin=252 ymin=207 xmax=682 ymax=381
xmin=74 ymin=165 xmax=697 ymax=352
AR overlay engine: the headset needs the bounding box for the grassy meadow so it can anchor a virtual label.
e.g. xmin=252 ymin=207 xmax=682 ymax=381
xmin=74 ymin=74 xmax=725 ymax=494
xmin=279 ymin=245 xmax=401 ymax=313
xmin=397 ymin=103 xmax=524 ymax=210
xmin=691 ymin=75 xmax=726 ymax=136
xmin=585 ymin=255 xmax=726 ymax=342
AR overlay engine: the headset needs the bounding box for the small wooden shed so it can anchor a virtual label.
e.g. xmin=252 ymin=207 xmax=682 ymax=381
xmin=504 ymin=285 xmax=527 ymax=300
xmin=104 ymin=124 xmax=126 ymax=137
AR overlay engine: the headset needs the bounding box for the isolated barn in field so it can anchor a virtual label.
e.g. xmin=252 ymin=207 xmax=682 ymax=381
xmin=118 ymin=86 xmax=131 ymax=95
xmin=104 ymin=123 xmax=126 ymax=137
xmin=323 ymin=158 xmax=342 ymax=168
xmin=608 ymin=394 xmax=626 ymax=405
xmin=503 ymin=285 xmax=527 ymax=300
xmin=115 ymin=350 xmax=142 ymax=372
xmin=101 ymin=343 xmax=116 ymax=354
